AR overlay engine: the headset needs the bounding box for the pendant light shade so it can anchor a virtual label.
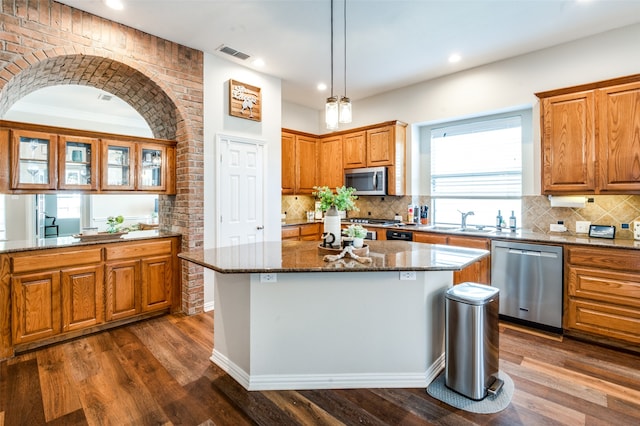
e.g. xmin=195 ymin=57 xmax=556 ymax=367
xmin=326 ymin=96 xmax=339 ymax=130
xmin=339 ymin=96 xmax=351 ymax=123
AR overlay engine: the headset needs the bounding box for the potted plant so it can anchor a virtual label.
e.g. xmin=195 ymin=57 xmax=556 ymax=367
xmin=343 ymin=224 xmax=367 ymax=248
xmin=313 ymin=186 xmax=359 ymax=248
xmin=106 ymin=215 xmax=124 ymax=233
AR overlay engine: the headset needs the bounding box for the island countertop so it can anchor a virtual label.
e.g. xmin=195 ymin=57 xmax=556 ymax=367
xmin=178 ymin=240 xmax=488 ymax=273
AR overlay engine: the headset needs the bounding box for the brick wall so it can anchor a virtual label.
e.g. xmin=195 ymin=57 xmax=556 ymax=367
xmin=0 ymin=0 xmax=205 ymax=314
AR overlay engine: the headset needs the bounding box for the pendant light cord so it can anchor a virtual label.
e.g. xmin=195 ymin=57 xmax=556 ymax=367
xmin=343 ymin=0 xmax=347 ymax=98
xmin=330 ymin=0 xmax=334 ymax=98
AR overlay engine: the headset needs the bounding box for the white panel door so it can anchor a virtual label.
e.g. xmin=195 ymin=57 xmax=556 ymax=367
xmin=217 ymin=135 xmax=265 ymax=247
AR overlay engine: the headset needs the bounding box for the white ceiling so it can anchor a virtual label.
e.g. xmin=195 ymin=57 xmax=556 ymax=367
xmin=16 ymin=0 xmax=640 ymax=116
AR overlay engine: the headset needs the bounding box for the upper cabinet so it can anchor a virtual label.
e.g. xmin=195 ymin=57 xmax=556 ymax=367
xmin=0 ymin=120 xmax=176 ymax=194
xmin=537 ymin=75 xmax=640 ymax=195
xmin=282 ymin=120 xmax=407 ymax=196
xmin=281 ymin=131 xmax=317 ymax=195
xmin=10 ymin=129 xmax=58 ymax=191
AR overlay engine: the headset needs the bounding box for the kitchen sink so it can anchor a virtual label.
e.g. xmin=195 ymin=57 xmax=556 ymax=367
xmin=425 ymin=226 xmax=459 ymax=231
xmin=425 ymin=226 xmax=494 ymax=234
xmin=455 ymin=227 xmax=494 ymax=234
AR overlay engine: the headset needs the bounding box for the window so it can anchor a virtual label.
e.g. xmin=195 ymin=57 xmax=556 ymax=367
xmin=56 ymin=193 xmax=81 ymax=219
xmin=427 ymin=109 xmax=529 ymax=228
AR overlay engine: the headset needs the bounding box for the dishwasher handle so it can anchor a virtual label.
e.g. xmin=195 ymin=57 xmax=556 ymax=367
xmin=507 ymin=248 xmax=558 ymax=258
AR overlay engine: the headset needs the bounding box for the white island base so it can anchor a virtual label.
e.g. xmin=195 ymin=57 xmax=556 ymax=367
xmin=211 ymin=270 xmax=451 ymax=391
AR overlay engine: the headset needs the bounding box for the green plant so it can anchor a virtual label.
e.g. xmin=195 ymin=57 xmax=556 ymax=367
xmin=106 ymin=215 xmax=124 ymax=233
xmin=343 ymin=224 xmax=367 ymax=238
xmin=312 ymin=186 xmax=359 ymax=212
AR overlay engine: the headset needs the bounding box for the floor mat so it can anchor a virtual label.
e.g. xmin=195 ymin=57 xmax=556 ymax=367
xmin=426 ymin=371 xmax=513 ymax=414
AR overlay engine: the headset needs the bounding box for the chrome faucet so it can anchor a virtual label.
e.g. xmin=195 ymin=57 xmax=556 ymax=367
xmin=458 ymin=210 xmax=475 ymax=229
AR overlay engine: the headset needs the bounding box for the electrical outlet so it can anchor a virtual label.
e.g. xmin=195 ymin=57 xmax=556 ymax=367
xmin=399 ymin=271 xmax=417 ymax=281
xmin=550 ymin=224 xmax=567 ymax=232
xmin=575 ymin=221 xmax=591 ymax=234
xmin=260 ymin=273 xmax=277 ymax=283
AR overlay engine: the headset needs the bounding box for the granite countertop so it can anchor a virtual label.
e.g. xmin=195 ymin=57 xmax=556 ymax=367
xmin=283 ymin=219 xmax=640 ymax=250
xmin=0 ymin=230 xmax=181 ymax=254
xmin=178 ymin=240 xmax=488 ymax=273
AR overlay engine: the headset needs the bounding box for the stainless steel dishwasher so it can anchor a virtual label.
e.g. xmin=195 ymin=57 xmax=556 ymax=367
xmin=491 ymin=240 xmax=563 ymax=331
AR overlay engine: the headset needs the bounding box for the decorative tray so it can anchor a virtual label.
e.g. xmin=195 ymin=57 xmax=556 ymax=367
xmin=318 ymin=244 xmax=369 ymax=256
xmin=72 ymin=231 xmax=128 ymax=242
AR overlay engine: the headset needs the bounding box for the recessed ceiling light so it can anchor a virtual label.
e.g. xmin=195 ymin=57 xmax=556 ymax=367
xmin=448 ymin=53 xmax=461 ymax=63
xmin=104 ymin=0 xmax=124 ymax=10
xmin=317 ymin=83 xmax=327 ymax=91
xmin=252 ymin=58 xmax=265 ymax=68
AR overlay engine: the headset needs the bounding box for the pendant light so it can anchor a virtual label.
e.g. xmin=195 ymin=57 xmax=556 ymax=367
xmin=338 ymin=0 xmax=352 ymax=123
xmin=325 ymin=0 xmax=339 ymax=130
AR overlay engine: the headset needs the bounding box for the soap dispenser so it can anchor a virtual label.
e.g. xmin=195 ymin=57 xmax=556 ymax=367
xmin=509 ymin=211 xmax=517 ymax=232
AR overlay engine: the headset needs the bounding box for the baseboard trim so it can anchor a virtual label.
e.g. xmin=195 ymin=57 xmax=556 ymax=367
xmin=211 ymin=349 xmax=445 ymax=391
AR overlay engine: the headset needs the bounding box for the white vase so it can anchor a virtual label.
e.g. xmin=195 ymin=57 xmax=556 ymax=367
xmin=353 ymin=237 xmax=364 ymax=248
xmin=323 ymin=206 xmax=341 ymax=248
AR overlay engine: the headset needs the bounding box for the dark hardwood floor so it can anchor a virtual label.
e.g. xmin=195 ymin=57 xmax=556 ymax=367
xmin=2 ymin=311 xmax=640 ymax=425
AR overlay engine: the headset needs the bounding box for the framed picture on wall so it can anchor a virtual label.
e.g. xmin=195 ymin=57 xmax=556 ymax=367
xmin=229 ymin=79 xmax=261 ymax=122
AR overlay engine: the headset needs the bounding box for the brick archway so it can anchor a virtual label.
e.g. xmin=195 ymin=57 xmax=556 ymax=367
xmin=0 ymin=53 xmax=178 ymax=140
xmin=0 ymin=50 xmax=204 ymax=314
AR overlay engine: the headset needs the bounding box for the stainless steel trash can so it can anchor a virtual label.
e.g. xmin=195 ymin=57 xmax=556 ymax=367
xmin=445 ymin=282 xmax=500 ymax=400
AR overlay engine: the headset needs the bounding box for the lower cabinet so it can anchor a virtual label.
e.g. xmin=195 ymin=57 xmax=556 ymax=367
xmin=3 ymin=236 xmax=179 ymax=355
xmin=565 ymin=246 xmax=640 ymax=345
xmin=282 ymin=223 xmax=322 ymax=241
xmin=413 ymin=232 xmax=490 ymax=285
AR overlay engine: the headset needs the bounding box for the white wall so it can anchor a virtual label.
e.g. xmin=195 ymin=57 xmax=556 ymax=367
xmin=283 ymin=23 xmax=640 ymax=196
xmin=281 ymin=101 xmax=321 ymax=134
xmin=203 ymin=54 xmax=282 ymax=309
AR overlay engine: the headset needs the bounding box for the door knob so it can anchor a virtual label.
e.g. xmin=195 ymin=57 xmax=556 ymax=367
xmin=256 ymin=226 xmax=264 ymax=230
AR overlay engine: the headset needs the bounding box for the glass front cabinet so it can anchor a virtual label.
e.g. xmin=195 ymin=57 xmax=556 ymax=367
xmin=138 ymin=144 xmax=167 ymax=191
xmin=101 ymin=139 xmax=136 ymax=191
xmin=58 ymin=135 xmax=99 ymax=190
xmin=10 ymin=130 xmax=58 ymax=190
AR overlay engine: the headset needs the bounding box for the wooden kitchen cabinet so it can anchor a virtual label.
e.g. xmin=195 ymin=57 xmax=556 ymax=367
xmin=343 ymin=131 xmax=366 ymax=169
xmin=597 ymin=81 xmax=640 ymax=193
xmin=58 ymin=135 xmax=99 ymax=191
xmin=0 ymin=120 xmax=177 ymax=195
xmin=105 ymin=239 xmax=175 ymax=320
xmin=10 ymin=246 xmax=102 ymax=345
xmin=537 ymin=74 xmax=640 ymax=195
xmin=413 ymin=232 xmax=490 ymax=285
xmin=281 ymin=131 xmax=318 ymax=195
xmin=366 ymin=126 xmax=395 ymax=167
xmin=318 ymin=135 xmax=343 ymax=188
xmin=281 ymin=223 xmax=321 ymax=241
xmin=565 ymin=245 xmax=640 ymax=345
xmin=9 ymin=129 xmax=58 ymax=191
xmin=540 ymin=91 xmax=596 ymax=193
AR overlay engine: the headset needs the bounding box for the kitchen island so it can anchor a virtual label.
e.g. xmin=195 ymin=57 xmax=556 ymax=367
xmin=179 ymin=240 xmax=488 ymax=391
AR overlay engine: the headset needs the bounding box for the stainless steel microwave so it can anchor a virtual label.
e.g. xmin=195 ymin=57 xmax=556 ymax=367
xmin=344 ymin=167 xmax=387 ymax=195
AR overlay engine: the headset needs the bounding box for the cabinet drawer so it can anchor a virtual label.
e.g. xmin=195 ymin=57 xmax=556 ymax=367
xmin=105 ymin=240 xmax=173 ymax=261
xmin=413 ymin=232 xmax=447 ymax=244
xmin=11 ymin=248 xmax=102 ymax=274
xmin=568 ymin=266 xmax=640 ymax=308
xmin=567 ymin=247 xmax=640 ymax=271
xmin=566 ymin=298 xmax=640 ymax=344
xmin=447 ymin=236 xmax=490 ymax=250
xmin=299 ymin=223 xmax=320 ymax=236
xmin=282 ymin=227 xmax=299 ymax=239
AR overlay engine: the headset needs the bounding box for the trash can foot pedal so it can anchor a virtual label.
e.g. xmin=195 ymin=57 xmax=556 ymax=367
xmin=487 ymin=378 xmax=504 ymax=396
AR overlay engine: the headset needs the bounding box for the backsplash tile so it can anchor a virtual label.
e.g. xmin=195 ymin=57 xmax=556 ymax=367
xmin=283 ymin=194 xmax=640 ymax=239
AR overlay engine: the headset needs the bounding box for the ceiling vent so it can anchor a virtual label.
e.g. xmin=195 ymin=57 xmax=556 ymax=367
xmin=216 ymin=45 xmax=250 ymax=61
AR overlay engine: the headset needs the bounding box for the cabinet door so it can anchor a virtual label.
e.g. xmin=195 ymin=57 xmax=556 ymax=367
xmin=299 ymin=223 xmax=320 ymax=241
xmin=541 ymin=91 xmax=596 ymax=193
xmin=447 ymin=236 xmax=490 ymax=285
xmin=61 ymin=265 xmax=104 ymax=332
xmin=10 ymin=129 xmax=58 ymax=190
xmin=101 ymin=139 xmax=136 ymax=190
xmin=597 ymin=81 xmax=640 ymax=193
xmin=366 ymin=126 xmax=394 ymax=167
xmin=282 ymin=226 xmax=300 ymax=241
xmin=295 ymin=135 xmax=318 ymax=194
xmin=281 ymin=132 xmax=295 ymax=194
xmin=138 ymin=143 xmax=167 ymax=191
xmin=141 ymin=255 xmax=172 ymax=312
xmin=413 ymin=233 xmax=448 ymax=244
xmin=318 ymin=135 xmax=343 ymax=188
xmin=11 ymin=271 xmax=61 ymax=344
xmin=58 ymin=135 xmax=99 ymax=190
xmin=105 ymin=260 xmax=140 ymax=321
xmin=343 ymin=131 xmax=366 ymax=169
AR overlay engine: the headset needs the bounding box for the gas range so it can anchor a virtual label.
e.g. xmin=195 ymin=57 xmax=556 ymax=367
xmin=347 ymin=217 xmax=402 ymax=226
